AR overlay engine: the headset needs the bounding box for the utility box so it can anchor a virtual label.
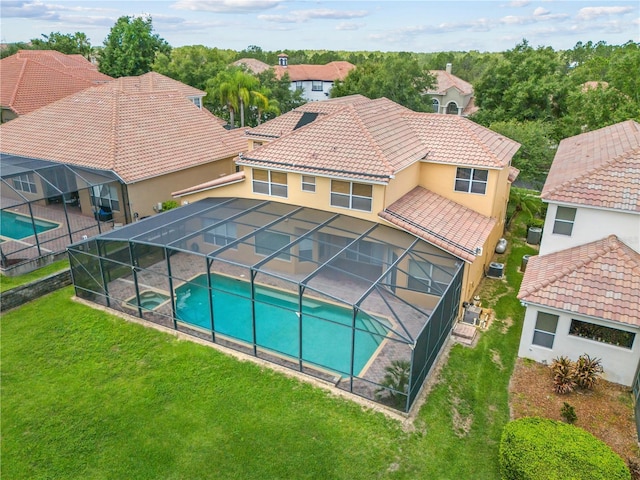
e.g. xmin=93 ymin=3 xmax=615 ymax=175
xmin=487 ymin=262 xmax=504 ymax=279
xmin=527 ymin=227 xmax=542 ymax=245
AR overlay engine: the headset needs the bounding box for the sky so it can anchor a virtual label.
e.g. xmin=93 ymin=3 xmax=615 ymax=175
xmin=1 ymin=0 xmax=639 ymax=53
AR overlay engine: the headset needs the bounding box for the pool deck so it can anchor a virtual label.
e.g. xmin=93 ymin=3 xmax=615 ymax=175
xmin=1 ymin=200 xmax=108 ymax=263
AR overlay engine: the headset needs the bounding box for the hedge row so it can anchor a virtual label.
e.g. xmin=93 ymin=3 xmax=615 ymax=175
xmin=499 ymin=417 xmax=630 ymax=480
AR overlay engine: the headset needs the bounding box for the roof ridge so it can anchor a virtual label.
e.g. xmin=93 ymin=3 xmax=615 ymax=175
xmin=350 ymin=103 xmax=396 ymax=177
xmin=542 ymin=144 xmax=637 ymax=199
xmin=9 ymin=57 xmax=28 ymax=108
xmin=520 ymin=236 xmax=624 ymax=297
xmin=109 ymin=89 xmax=119 ymax=172
xmin=452 ymin=116 xmax=501 ymax=164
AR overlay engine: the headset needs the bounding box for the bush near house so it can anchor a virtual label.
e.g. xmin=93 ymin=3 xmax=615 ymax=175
xmin=499 ymin=417 xmax=630 ymax=480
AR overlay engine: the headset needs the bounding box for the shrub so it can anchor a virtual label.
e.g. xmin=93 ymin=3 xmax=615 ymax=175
xmin=375 ymin=360 xmax=410 ymax=409
xmin=550 ymin=356 xmax=576 ymax=394
xmin=499 ymin=417 xmax=630 ymax=480
xmin=162 ymin=200 xmax=180 ymax=211
xmin=574 ymin=354 xmax=604 ymax=390
xmin=560 ymin=402 xmax=577 ymax=424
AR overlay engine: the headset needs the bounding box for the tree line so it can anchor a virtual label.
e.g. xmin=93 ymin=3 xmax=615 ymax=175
xmin=4 ymin=15 xmax=639 ymax=187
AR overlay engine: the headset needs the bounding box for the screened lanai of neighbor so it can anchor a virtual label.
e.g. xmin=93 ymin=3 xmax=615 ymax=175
xmin=1 ymin=153 xmax=123 ymax=271
xmin=69 ymin=197 xmax=464 ymax=411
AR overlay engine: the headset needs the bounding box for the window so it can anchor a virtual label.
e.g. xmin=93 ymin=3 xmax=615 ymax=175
xmin=204 ymin=221 xmax=236 ymax=247
xmin=553 ymin=206 xmax=576 ymax=236
xmin=330 ymin=180 xmax=372 ymax=212
xmin=295 ymin=81 xmax=304 ymax=91
xmin=299 ymin=238 xmax=313 ymax=262
xmin=455 ymin=168 xmax=488 ymax=194
xmin=91 ymin=184 xmax=120 ymax=211
xmin=252 ymin=169 xmax=287 ymax=197
xmin=346 ymin=240 xmax=384 ymax=266
xmin=301 ymin=175 xmax=316 ymax=192
xmin=311 ymin=80 xmax=323 ymax=91
xmin=407 ymin=260 xmax=454 ymax=294
xmin=432 ymin=98 xmax=440 ymax=113
xmin=532 ymin=312 xmax=558 ymax=349
xmin=255 ymin=231 xmax=290 ymax=261
xmin=189 ymin=96 xmax=202 ymax=108
xmin=12 ymin=173 xmax=37 ymax=193
xmin=446 ymin=102 xmax=459 ymax=114
xmin=569 ymin=319 xmax=635 ymax=349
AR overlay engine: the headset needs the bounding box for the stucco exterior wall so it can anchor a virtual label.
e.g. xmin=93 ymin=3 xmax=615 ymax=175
xmin=540 ymin=203 xmax=640 ymax=255
xmin=518 ymin=304 xmax=640 ymax=386
xmin=129 ymin=158 xmax=236 ymax=219
xmin=418 ymin=162 xmax=502 ymax=218
xmin=384 ymin=163 xmax=420 ymax=208
xmin=432 ymin=90 xmax=471 ymax=115
xmin=289 ymin=81 xmax=334 ymax=102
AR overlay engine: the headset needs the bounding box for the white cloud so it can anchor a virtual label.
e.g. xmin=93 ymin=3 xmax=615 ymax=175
xmin=508 ymin=1 xmax=530 ymax=7
xmin=171 ymin=0 xmax=282 ymax=14
xmin=577 ymin=6 xmax=634 ymax=21
xmin=259 ymin=9 xmax=369 ymax=24
xmin=335 ymin=22 xmax=365 ymax=31
xmin=533 ymin=7 xmax=550 ymax=16
xmin=2 ymin=0 xmax=114 ymax=19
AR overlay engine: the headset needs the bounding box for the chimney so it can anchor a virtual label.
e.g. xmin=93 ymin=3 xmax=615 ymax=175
xmin=278 ymin=53 xmax=288 ymax=68
xmin=446 ymin=63 xmax=452 ymax=74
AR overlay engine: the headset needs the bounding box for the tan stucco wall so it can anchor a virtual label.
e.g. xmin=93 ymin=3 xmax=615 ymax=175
xmin=384 ymin=163 xmax=420 ymax=208
xmin=129 ymin=158 xmax=236 ymax=218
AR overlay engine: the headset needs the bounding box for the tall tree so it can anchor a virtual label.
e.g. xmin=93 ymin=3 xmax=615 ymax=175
xmin=30 ymin=32 xmax=93 ymax=58
xmin=331 ymin=53 xmax=436 ymax=111
xmin=153 ymin=45 xmax=235 ymax=91
xmin=256 ymin=69 xmax=305 ymax=115
xmin=99 ymin=16 xmax=170 ymax=77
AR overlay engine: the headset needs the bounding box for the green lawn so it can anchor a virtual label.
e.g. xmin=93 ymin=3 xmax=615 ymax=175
xmin=1 ymin=236 xmax=536 ymax=479
xmin=0 ymin=259 xmax=69 ymax=293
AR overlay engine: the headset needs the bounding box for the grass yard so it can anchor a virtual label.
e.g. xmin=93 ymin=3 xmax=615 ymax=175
xmin=2 ymin=237 xmax=535 ymax=479
xmin=0 ymin=259 xmax=69 ymax=293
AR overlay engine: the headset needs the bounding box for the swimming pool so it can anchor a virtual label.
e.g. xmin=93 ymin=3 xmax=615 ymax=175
xmin=0 ymin=210 xmax=60 ymax=240
xmin=175 ymin=274 xmax=388 ymax=376
xmin=125 ymin=290 xmax=170 ymax=310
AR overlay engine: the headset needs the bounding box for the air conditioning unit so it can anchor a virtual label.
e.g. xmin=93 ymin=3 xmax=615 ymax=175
xmin=487 ymin=262 xmax=504 ymax=279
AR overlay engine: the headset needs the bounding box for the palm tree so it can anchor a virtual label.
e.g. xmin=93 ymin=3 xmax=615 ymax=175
xmin=235 ymin=70 xmax=258 ymax=128
xmin=250 ymin=86 xmax=280 ymax=125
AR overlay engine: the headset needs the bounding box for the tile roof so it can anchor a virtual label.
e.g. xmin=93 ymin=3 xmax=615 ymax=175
xmin=173 ymin=171 xmax=246 ymax=197
xmin=508 ymin=166 xmax=520 ymax=183
xmin=273 ymin=61 xmax=355 ymax=82
xmin=428 ymin=70 xmax=474 ymax=96
xmin=241 ymin=96 xmax=519 ymax=182
xmin=379 ymin=186 xmax=496 ymax=263
xmin=232 ymin=58 xmax=271 ymax=74
xmin=518 ymin=235 xmax=640 ymax=326
xmin=541 ymin=120 xmax=640 ymax=212
xmin=0 ymin=78 xmax=246 ymax=184
xmin=0 ymin=50 xmax=112 ymax=115
xmin=109 ymin=71 xmax=205 ymax=97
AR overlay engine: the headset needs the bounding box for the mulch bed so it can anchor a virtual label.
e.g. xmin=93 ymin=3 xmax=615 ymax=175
xmin=509 ymin=357 xmax=640 ymax=464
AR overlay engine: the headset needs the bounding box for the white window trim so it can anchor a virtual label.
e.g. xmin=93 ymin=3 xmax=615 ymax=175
xmin=408 ymin=260 xmax=453 ymax=294
xmin=330 ymin=181 xmax=373 ymax=212
xmin=301 ymin=175 xmax=316 ymax=193
xmin=91 ymin=184 xmax=120 ymax=211
xmin=532 ymin=312 xmax=558 ymax=349
xmin=252 ymin=169 xmax=288 ymax=198
xmin=454 ymin=167 xmax=488 ymax=195
xmin=552 ymin=206 xmax=576 ymax=236
xmin=311 ymin=80 xmax=323 ymax=92
xmin=12 ymin=173 xmax=37 ymax=194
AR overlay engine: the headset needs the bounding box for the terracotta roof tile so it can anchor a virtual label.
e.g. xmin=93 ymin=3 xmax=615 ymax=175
xmin=427 ymin=70 xmax=474 ymax=96
xmin=232 ymin=58 xmax=271 ymax=74
xmin=541 ymin=120 xmax=640 ymax=212
xmin=242 ymin=97 xmax=519 ymax=181
xmin=518 ymin=235 xmax=640 ymax=326
xmin=173 ymin=171 xmax=246 ymax=197
xmin=273 ymin=61 xmax=355 ymax=82
xmin=508 ymin=166 xmax=520 ymax=183
xmin=0 ymin=50 xmax=112 ymax=115
xmin=0 ymin=78 xmax=246 ymax=184
xmin=379 ymin=186 xmax=496 ymax=262
xmin=109 ymin=71 xmax=205 ymax=97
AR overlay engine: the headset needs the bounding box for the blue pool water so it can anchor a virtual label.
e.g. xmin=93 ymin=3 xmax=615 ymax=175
xmin=175 ymin=274 xmax=388 ymax=376
xmin=0 ymin=210 xmax=60 ymax=240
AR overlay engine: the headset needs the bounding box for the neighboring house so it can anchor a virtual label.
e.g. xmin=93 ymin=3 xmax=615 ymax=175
xmin=517 ymin=120 xmax=640 ymax=386
xmin=427 ymin=64 xmax=476 ymax=116
xmin=236 ymin=54 xmax=355 ymax=102
xmin=0 ymin=72 xmax=247 ymax=224
xmin=173 ymin=95 xmax=521 ymax=307
xmin=538 ymin=120 xmax=640 ymax=256
xmin=0 ymin=49 xmax=112 ymax=123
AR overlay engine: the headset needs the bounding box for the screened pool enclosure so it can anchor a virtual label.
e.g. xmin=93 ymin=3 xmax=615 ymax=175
xmin=69 ymin=198 xmax=463 ymax=411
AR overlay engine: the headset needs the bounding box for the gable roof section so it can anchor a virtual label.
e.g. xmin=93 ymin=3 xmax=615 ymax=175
xmin=109 ymin=71 xmax=205 ymax=98
xmin=379 ymin=186 xmax=496 ymax=262
xmin=541 ymin=120 xmax=640 ymax=213
xmin=427 ymin=70 xmax=474 ymax=96
xmin=242 ymin=97 xmax=519 ymax=181
xmin=0 ymin=80 xmax=246 ymax=184
xmin=232 ymin=58 xmax=271 ymax=74
xmin=274 ymin=61 xmax=355 ymax=82
xmin=518 ymin=235 xmax=640 ymax=326
xmin=239 ymin=98 xmax=426 ymax=182
xmin=0 ymin=50 xmax=112 ymax=115
xmin=404 ymin=112 xmax=520 ymax=169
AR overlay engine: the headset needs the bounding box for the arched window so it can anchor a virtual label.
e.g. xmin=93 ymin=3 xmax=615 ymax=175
xmin=446 ymin=102 xmax=459 ymax=115
xmin=432 ymin=98 xmax=440 ymax=113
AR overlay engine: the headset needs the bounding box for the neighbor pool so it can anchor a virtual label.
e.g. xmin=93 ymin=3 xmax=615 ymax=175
xmin=175 ymin=274 xmax=388 ymax=376
xmin=0 ymin=210 xmax=60 ymax=240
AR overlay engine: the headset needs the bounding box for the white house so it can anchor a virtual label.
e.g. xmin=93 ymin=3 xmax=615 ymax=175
xmin=517 ymin=120 xmax=640 ymax=386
